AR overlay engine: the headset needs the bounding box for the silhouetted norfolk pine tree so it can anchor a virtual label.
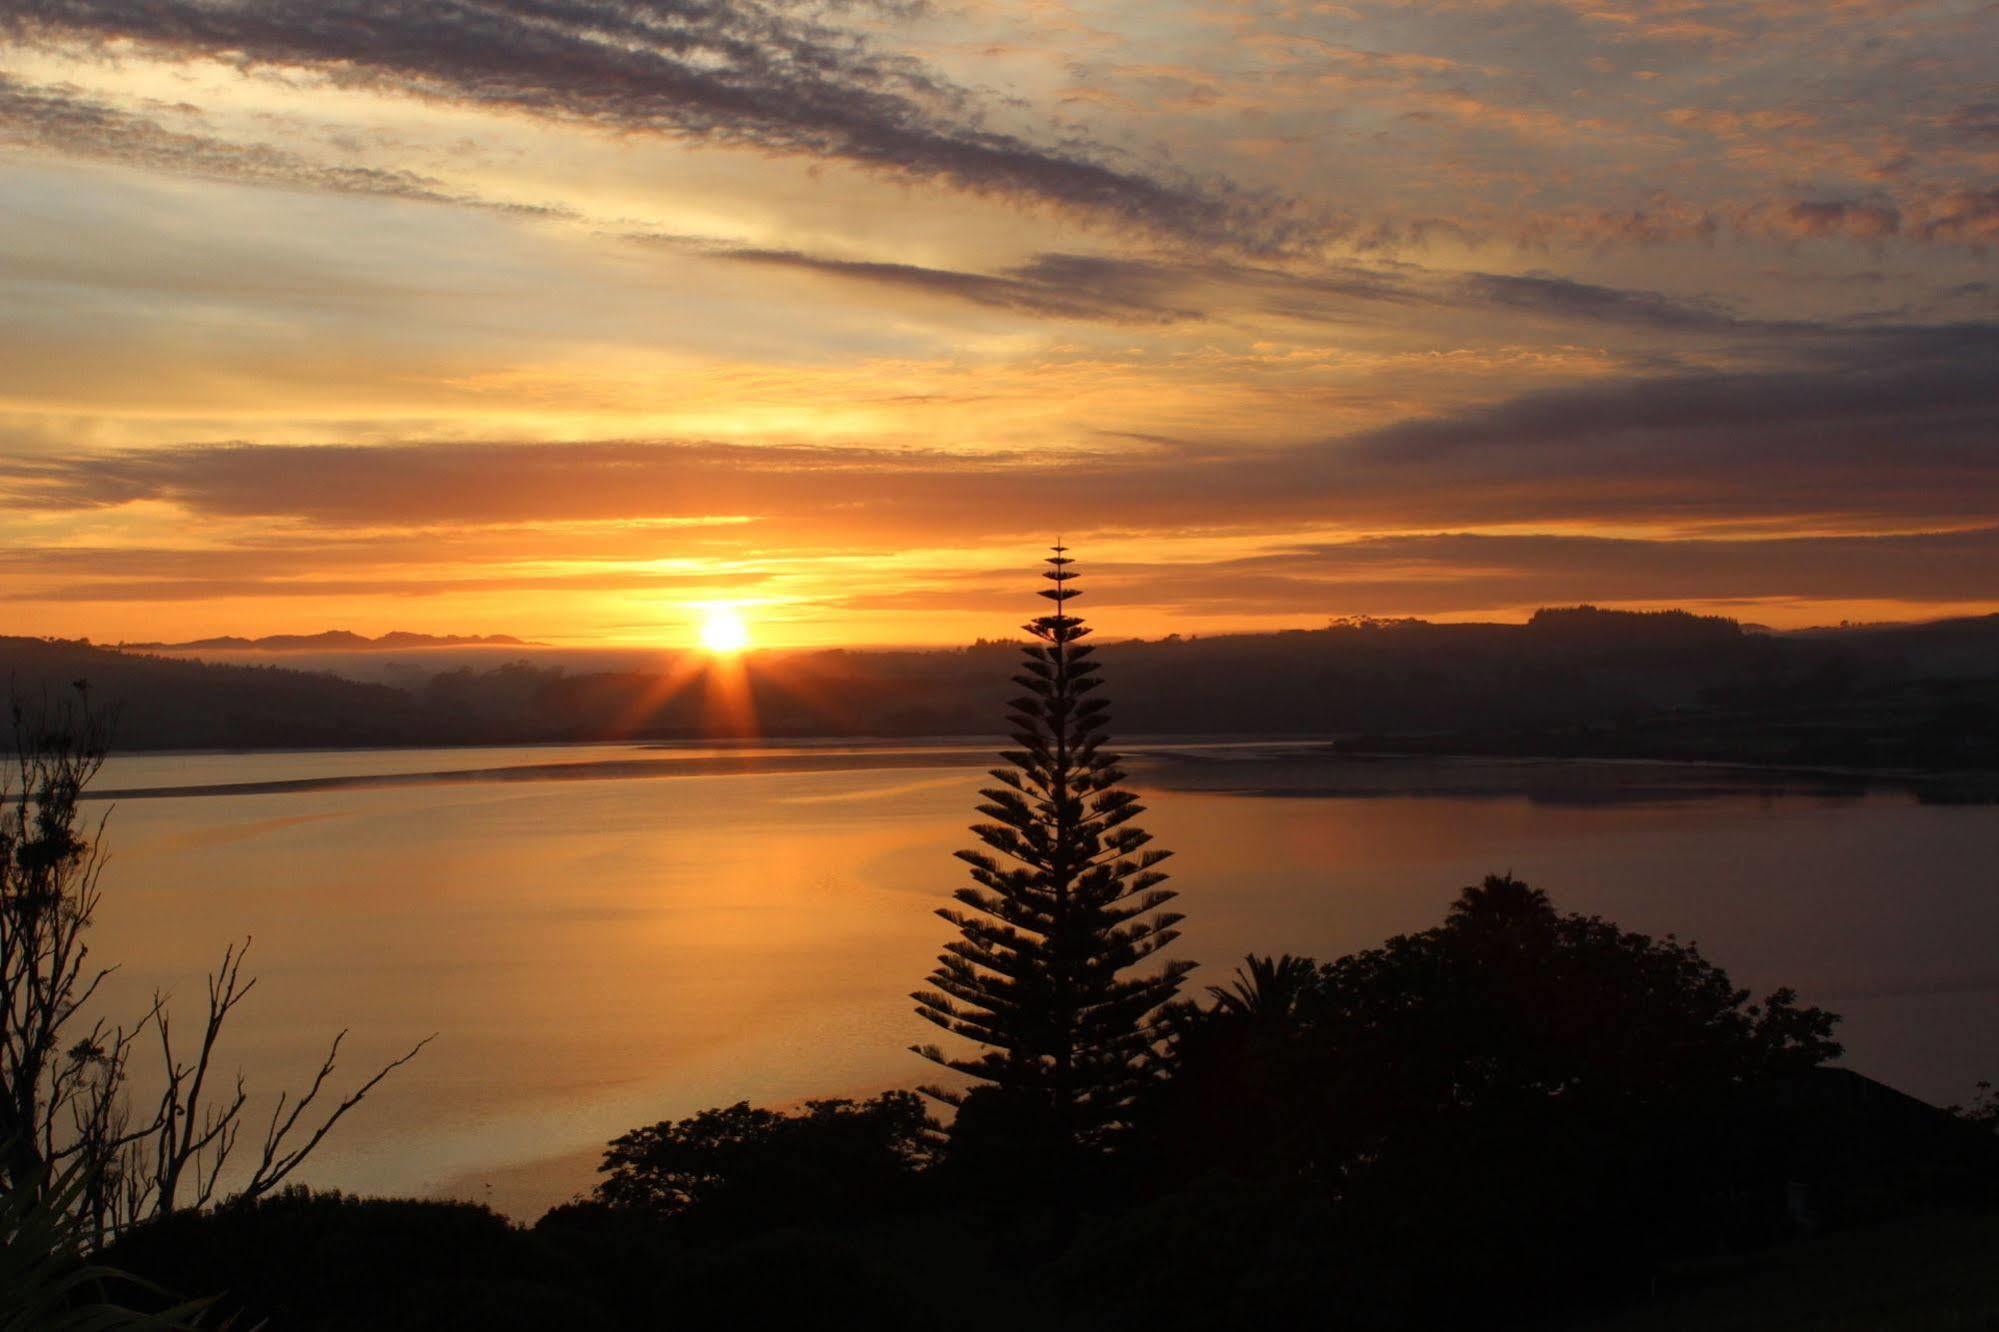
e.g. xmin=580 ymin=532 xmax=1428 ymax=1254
xmin=912 ymin=546 xmax=1194 ymax=1153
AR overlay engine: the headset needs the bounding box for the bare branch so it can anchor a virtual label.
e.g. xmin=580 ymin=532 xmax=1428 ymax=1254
xmin=2 ymin=687 xmax=425 ymax=1245
xmin=243 ymin=1032 xmax=435 ymax=1202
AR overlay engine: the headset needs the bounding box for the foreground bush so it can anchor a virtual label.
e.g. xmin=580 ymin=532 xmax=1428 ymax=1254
xmin=107 ymin=1189 xmax=593 ymax=1330
xmin=579 ymin=1091 xmax=932 ymax=1233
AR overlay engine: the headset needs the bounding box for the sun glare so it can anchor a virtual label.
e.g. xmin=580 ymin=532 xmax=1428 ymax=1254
xmin=699 ymin=604 xmax=751 ymax=654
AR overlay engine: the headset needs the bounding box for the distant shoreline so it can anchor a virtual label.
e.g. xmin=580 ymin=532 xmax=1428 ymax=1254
xmin=87 ymin=738 xmax=1997 ymax=804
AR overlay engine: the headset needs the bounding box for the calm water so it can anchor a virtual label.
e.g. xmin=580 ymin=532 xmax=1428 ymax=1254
xmin=82 ymin=741 xmax=1999 ymax=1219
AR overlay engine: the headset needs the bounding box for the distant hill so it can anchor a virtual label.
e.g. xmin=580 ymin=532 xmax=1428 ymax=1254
xmin=0 ymin=637 xmax=475 ymax=750
xmin=4 ymin=606 xmax=1995 ymax=761
xmin=1787 ymin=613 xmax=1999 ymax=678
xmin=120 ymin=630 xmax=533 ymax=652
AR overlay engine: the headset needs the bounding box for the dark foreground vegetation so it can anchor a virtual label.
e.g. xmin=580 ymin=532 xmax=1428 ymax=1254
xmin=100 ymin=877 xmax=1999 ymax=1330
xmin=5 ymin=606 xmax=1998 ymax=771
xmin=0 ymin=690 xmax=426 ymax=1329
xmin=9 ymin=559 xmax=1997 ymax=1329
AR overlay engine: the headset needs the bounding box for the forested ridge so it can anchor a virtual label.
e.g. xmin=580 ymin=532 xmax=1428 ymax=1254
xmin=7 ymin=607 xmax=1997 ymax=763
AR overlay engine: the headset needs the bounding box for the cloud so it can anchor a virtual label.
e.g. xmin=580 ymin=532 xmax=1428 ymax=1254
xmin=675 ymin=237 xmax=1753 ymax=335
xmin=1454 ymin=272 xmax=1746 ymax=331
xmin=1765 ymin=198 xmax=1904 ymax=241
xmin=1177 ymin=527 xmax=1999 ymax=611
xmin=7 ymin=0 xmax=1301 ymax=249
xmin=1010 ymin=253 xmax=1419 ymax=319
xmin=1943 ymin=102 xmax=1999 ymax=139
xmin=1913 ymin=189 xmax=1999 ymax=246
xmin=11 ymin=0 xmax=1987 ymax=262
xmin=1734 ymin=190 xmax=1999 ymax=250
xmin=1510 ymin=198 xmax=1723 ymax=249
xmin=1336 ymin=323 xmax=1999 ymax=525
xmin=682 ymin=244 xmax=1204 ymax=324
xmin=0 ymin=568 xmax=765 ymax=602
xmin=13 ymin=506 xmax=1995 ymax=624
xmin=4 ymin=322 xmax=1993 ymax=541
xmin=0 ymin=74 xmax=566 ymax=216
xmin=676 ymin=243 xmax=1415 ymax=326
xmin=830 ymin=525 xmax=1999 ymax=618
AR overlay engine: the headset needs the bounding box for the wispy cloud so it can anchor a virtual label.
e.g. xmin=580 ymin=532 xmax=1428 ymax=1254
xmin=6 ymin=0 xmax=1303 ymax=249
xmin=0 ymin=74 xmax=569 ymax=215
xmin=658 ymin=236 xmax=1747 ymax=333
xmin=1452 ymin=272 xmax=1748 ymax=331
xmin=670 ymin=243 xmax=1204 ymax=324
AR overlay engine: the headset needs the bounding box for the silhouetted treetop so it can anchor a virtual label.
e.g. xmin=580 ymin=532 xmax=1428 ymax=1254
xmin=1314 ymin=874 xmax=1841 ymax=1105
xmin=1205 ymin=954 xmax=1316 ymax=1027
xmin=590 ymin=1093 xmax=932 ymax=1231
xmin=1162 ymin=874 xmax=1844 ymax=1188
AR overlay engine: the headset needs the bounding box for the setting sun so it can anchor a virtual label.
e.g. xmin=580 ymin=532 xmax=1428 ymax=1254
xmin=699 ymin=604 xmax=751 ymax=654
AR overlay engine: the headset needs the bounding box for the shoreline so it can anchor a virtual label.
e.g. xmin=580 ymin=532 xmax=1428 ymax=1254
xmin=86 ymin=737 xmax=1998 ymax=804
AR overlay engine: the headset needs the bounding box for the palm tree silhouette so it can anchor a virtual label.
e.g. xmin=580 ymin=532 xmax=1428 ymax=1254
xmin=1206 ymin=954 xmax=1316 ymax=1025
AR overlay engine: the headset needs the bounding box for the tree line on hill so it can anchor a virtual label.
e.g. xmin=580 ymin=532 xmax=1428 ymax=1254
xmin=5 ymin=606 xmax=1998 ymax=768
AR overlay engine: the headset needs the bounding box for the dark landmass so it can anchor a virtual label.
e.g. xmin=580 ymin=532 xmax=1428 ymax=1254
xmin=119 ymin=630 xmax=534 ymax=651
xmin=1 ymin=635 xmax=449 ymax=749
xmin=1335 ymin=674 xmax=1999 ymax=782
xmin=7 ymin=606 xmax=1997 ymax=762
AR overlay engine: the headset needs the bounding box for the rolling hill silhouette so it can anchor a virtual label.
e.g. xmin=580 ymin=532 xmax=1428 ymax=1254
xmin=6 ymin=607 xmax=1995 ymax=763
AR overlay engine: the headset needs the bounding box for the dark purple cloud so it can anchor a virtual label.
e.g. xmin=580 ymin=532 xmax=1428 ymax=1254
xmin=683 ymin=244 xmax=1204 ymax=324
xmin=1348 ymin=323 xmax=1998 ymax=469
xmin=676 ymin=244 xmax=1405 ymax=326
xmin=1943 ymin=102 xmax=1999 ymax=139
xmin=669 ymin=237 xmax=1754 ymax=333
xmin=1454 ymin=272 xmax=1748 ymax=332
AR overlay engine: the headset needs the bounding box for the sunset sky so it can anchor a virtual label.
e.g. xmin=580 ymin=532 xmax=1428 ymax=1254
xmin=1 ymin=0 xmax=1994 ymax=647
